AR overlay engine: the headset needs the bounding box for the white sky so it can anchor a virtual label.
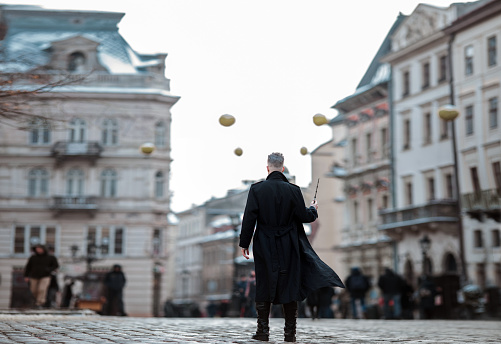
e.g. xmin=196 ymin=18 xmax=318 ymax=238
xmin=2 ymin=0 xmax=457 ymax=212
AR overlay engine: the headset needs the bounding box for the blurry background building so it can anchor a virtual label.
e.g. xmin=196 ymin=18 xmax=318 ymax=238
xmin=0 ymin=5 xmax=178 ymax=316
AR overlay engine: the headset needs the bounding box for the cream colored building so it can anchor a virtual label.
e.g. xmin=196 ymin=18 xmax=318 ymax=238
xmin=307 ymin=118 xmax=348 ymax=281
xmin=445 ymin=0 xmax=501 ymax=288
xmin=0 ymin=5 xmax=178 ymax=316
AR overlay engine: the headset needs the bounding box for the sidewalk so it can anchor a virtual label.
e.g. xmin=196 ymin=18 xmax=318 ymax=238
xmin=0 ymin=313 xmax=499 ymax=343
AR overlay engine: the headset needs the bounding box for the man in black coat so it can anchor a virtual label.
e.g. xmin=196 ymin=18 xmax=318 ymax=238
xmin=103 ymin=264 xmax=127 ymax=316
xmin=240 ymin=152 xmax=344 ymax=342
xmin=24 ymin=244 xmax=59 ymax=308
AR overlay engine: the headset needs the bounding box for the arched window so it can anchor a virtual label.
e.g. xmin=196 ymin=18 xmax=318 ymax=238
xmin=444 ymin=253 xmax=457 ymax=273
xmin=102 ymin=119 xmax=118 ymax=146
xmin=154 ymin=121 xmax=166 ymax=147
xmin=155 ymin=171 xmax=164 ymax=198
xmin=69 ymin=118 xmax=86 ymax=143
xmin=66 ymin=168 xmax=84 ymax=196
xmin=100 ymin=169 xmax=117 ymax=197
xmin=29 ymin=119 xmax=50 ymax=145
xmin=28 ymin=168 xmax=49 ymax=197
xmin=68 ymin=52 xmax=86 ymax=73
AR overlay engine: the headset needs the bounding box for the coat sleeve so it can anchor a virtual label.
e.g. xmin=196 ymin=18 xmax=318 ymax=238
xmin=292 ymin=187 xmax=318 ymax=223
xmin=24 ymin=257 xmax=33 ymax=277
xmin=239 ymin=186 xmax=258 ymax=249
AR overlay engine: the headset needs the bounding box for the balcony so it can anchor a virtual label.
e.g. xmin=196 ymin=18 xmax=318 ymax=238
xmin=51 ymin=141 xmax=103 ymax=165
xmin=51 ymin=196 xmax=98 ymax=217
xmin=461 ymin=189 xmax=501 ymax=223
xmin=378 ymin=200 xmax=459 ymax=237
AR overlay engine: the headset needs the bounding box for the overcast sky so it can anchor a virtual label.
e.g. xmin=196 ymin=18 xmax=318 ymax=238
xmin=2 ymin=0 xmax=457 ymax=212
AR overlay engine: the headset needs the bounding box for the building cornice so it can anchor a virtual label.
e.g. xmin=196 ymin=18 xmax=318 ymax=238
xmin=381 ymin=31 xmax=448 ymax=65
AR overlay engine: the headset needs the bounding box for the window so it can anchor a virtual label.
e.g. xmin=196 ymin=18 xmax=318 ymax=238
xmin=367 ymin=198 xmax=373 ymax=221
xmin=445 ymin=173 xmax=454 ymax=199
xmin=100 ymin=169 xmax=117 ymax=197
xmin=28 ymin=168 xmax=49 ymax=197
xmin=440 ymin=118 xmax=449 ymax=139
xmin=87 ymin=226 xmax=124 ymax=256
xmin=152 ymin=228 xmax=162 ymax=256
xmin=488 ymin=36 xmax=497 ymax=67
xmin=492 ymin=162 xmax=501 ymax=195
xmin=489 ymin=97 xmax=498 ymax=129
xmin=66 ymin=168 xmax=84 ymax=196
xmin=68 ymin=51 xmax=86 ymax=72
xmin=438 ymin=55 xmax=447 ymax=82
xmin=69 ymin=118 xmax=86 ymax=143
xmin=351 ymin=138 xmax=358 ymax=166
xmin=155 ymin=121 xmax=166 ymax=147
xmin=474 ymin=229 xmax=483 ymax=248
xmin=403 ymin=119 xmax=411 ymax=150
xmin=353 ymin=201 xmax=359 ymax=224
xmin=381 ymin=128 xmax=388 ymax=158
xmin=381 ymin=195 xmax=389 ymax=209
xmin=427 ymin=177 xmax=435 ymax=201
xmin=13 ymin=225 xmax=56 ymax=255
xmin=405 ymin=181 xmax=413 ymax=206
xmin=465 ymin=45 xmax=474 ymax=75
xmin=422 ymin=62 xmax=430 ymax=89
xmin=424 ymin=112 xmax=432 ymax=144
xmin=29 ymin=119 xmax=50 ymax=145
xmin=366 ymin=133 xmax=372 ymax=162
xmin=465 ymin=105 xmax=474 ymax=136
xmin=402 ymin=70 xmax=410 ymax=97
xmin=470 ymin=167 xmax=481 ymax=194
xmin=492 ymin=229 xmax=501 ymax=248
xmin=102 ymin=119 xmax=118 ymax=146
xmin=155 ymin=171 xmax=164 ymax=198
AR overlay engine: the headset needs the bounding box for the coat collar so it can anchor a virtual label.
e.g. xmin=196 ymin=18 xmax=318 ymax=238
xmin=266 ymin=171 xmax=288 ymax=182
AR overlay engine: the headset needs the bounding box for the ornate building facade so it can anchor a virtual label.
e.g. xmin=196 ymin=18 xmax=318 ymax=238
xmin=0 ymin=5 xmax=178 ymax=316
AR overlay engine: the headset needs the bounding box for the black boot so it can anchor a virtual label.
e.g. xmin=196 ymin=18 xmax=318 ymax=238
xmin=283 ymin=301 xmax=298 ymax=342
xmin=252 ymin=301 xmax=271 ymax=341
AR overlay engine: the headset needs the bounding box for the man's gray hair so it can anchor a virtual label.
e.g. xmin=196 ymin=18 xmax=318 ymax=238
xmin=268 ymin=152 xmax=284 ymax=168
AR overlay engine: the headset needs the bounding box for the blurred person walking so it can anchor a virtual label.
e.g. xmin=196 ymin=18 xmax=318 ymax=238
xmin=24 ymin=244 xmax=59 ymax=308
xmin=345 ymin=267 xmax=371 ymax=319
xmin=240 ymin=152 xmax=344 ymax=342
xmin=378 ymin=267 xmax=404 ymax=319
xmin=103 ymin=264 xmax=127 ymax=316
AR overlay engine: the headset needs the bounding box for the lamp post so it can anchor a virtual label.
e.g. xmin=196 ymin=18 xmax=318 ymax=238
xmin=438 ymin=105 xmax=468 ymax=285
xmin=420 ymin=235 xmax=431 ymax=275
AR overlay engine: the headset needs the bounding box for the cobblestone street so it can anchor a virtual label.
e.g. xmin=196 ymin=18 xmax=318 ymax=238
xmin=0 ymin=313 xmax=499 ymax=344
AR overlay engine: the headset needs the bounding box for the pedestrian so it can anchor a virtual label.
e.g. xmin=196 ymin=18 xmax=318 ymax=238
xmin=24 ymin=244 xmax=59 ymax=308
xmin=306 ymin=288 xmax=320 ymax=320
xmin=237 ymin=275 xmax=248 ymax=317
xmin=418 ymin=274 xmax=436 ymax=319
xmin=401 ymin=278 xmax=415 ymax=319
xmin=377 ymin=267 xmax=404 ymax=319
xmin=103 ymin=264 xmax=127 ymax=316
xmin=239 ymin=152 xmax=345 ymax=342
xmin=245 ymin=270 xmax=257 ymax=317
xmin=344 ymin=267 xmax=371 ymax=319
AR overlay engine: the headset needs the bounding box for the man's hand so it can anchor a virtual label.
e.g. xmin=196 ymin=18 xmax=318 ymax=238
xmin=241 ymin=247 xmax=250 ymax=260
xmin=310 ymin=199 xmax=318 ymax=210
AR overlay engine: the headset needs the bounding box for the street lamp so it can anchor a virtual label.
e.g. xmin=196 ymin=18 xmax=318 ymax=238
xmin=420 ymin=235 xmax=432 ymax=275
xmin=438 ymin=105 xmax=468 ymax=284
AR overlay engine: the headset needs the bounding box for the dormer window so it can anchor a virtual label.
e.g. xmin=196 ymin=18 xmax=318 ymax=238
xmin=68 ymin=52 xmax=86 ymax=73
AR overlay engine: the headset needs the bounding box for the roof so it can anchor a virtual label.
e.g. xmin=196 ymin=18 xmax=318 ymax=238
xmin=0 ymin=4 xmax=164 ymax=74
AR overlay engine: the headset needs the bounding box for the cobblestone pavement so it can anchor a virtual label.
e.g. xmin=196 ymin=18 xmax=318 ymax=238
xmin=0 ymin=314 xmax=499 ymax=344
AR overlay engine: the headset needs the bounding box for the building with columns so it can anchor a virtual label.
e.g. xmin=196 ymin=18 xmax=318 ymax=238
xmin=0 ymin=5 xmax=178 ymax=316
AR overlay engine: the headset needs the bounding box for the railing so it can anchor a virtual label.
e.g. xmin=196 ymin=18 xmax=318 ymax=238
xmin=379 ymin=200 xmax=458 ymax=229
xmin=461 ymin=189 xmax=501 ymax=211
xmin=51 ymin=196 xmax=98 ymax=211
xmin=51 ymin=141 xmax=103 ymax=158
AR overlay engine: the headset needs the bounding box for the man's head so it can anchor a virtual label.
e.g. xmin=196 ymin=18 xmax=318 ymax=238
xmin=267 ymin=152 xmax=284 ymax=174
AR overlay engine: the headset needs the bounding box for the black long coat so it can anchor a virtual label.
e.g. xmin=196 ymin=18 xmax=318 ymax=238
xmin=239 ymin=171 xmax=344 ymax=304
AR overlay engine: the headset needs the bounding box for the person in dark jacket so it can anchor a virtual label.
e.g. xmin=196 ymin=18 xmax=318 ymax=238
xmin=240 ymin=152 xmax=344 ymax=342
xmin=103 ymin=264 xmax=127 ymax=316
xmin=418 ymin=274 xmax=437 ymax=319
xmin=345 ymin=267 xmax=370 ymax=319
xmin=378 ymin=267 xmax=404 ymax=319
xmin=24 ymin=244 xmax=59 ymax=308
